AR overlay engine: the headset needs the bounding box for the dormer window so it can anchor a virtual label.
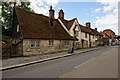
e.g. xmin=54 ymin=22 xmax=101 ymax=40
xmin=17 ymin=25 xmax=19 ymax=32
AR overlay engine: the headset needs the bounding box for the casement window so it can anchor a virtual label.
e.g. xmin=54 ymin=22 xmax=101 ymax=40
xmin=76 ymin=42 xmax=79 ymax=45
xmin=17 ymin=25 xmax=19 ymax=32
xmin=49 ymin=40 xmax=54 ymax=46
xmin=31 ymin=41 xmax=36 ymax=47
xmin=30 ymin=41 xmax=40 ymax=47
xmin=36 ymin=41 xmax=40 ymax=47
xmin=74 ymin=31 xmax=79 ymax=37
xmin=85 ymin=33 xmax=87 ymax=38
xmin=64 ymin=41 xmax=69 ymax=45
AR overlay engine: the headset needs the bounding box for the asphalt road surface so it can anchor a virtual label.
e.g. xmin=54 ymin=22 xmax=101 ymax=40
xmin=2 ymin=46 xmax=117 ymax=78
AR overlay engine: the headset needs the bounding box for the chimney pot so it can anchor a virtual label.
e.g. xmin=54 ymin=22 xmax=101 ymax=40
xmin=49 ymin=5 xmax=55 ymax=19
xmin=58 ymin=9 xmax=64 ymax=19
xmin=86 ymin=22 xmax=91 ymax=28
xmin=95 ymin=28 xmax=97 ymax=31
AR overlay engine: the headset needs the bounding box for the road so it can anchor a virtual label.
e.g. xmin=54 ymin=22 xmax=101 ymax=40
xmin=2 ymin=46 xmax=118 ymax=78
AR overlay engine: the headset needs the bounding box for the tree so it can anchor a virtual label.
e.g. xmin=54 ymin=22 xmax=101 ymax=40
xmin=1 ymin=1 xmax=34 ymax=37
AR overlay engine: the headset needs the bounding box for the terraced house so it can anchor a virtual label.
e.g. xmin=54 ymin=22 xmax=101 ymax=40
xmin=58 ymin=9 xmax=81 ymax=49
xmin=58 ymin=10 xmax=103 ymax=48
xmin=12 ymin=6 xmax=78 ymax=56
xmin=12 ymin=6 xmax=103 ymax=56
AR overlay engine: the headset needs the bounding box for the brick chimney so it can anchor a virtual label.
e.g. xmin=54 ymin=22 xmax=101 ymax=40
xmin=95 ymin=28 xmax=97 ymax=31
xmin=58 ymin=9 xmax=64 ymax=19
xmin=49 ymin=6 xmax=54 ymax=26
xmin=49 ymin=6 xmax=54 ymax=19
xmin=86 ymin=22 xmax=91 ymax=28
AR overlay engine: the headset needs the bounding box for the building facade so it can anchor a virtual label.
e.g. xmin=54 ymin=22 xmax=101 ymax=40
xmin=12 ymin=6 xmax=77 ymax=56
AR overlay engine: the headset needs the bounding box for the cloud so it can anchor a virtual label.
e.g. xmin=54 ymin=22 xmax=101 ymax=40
xmin=29 ymin=0 xmax=58 ymax=18
xmin=95 ymin=0 xmax=118 ymax=35
xmin=95 ymin=8 xmax=102 ymax=12
xmin=103 ymin=5 xmax=114 ymax=12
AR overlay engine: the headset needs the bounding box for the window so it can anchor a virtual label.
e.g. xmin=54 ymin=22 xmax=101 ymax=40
xmin=36 ymin=41 xmax=40 ymax=47
xmin=76 ymin=42 xmax=79 ymax=45
xmin=17 ymin=25 xmax=19 ymax=32
xmin=74 ymin=31 xmax=79 ymax=37
xmin=85 ymin=33 xmax=87 ymax=38
xmin=30 ymin=41 xmax=40 ymax=47
xmin=31 ymin=41 xmax=35 ymax=47
xmin=49 ymin=40 xmax=54 ymax=46
xmin=64 ymin=41 xmax=69 ymax=45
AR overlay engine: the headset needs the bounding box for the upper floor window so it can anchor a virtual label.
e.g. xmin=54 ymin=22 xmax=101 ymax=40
xmin=85 ymin=33 xmax=87 ymax=38
xmin=74 ymin=30 xmax=79 ymax=37
xmin=17 ymin=25 xmax=19 ymax=32
xmin=49 ymin=40 xmax=54 ymax=46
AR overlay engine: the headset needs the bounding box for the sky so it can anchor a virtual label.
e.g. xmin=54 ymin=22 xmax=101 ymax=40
xmin=15 ymin=0 xmax=119 ymax=35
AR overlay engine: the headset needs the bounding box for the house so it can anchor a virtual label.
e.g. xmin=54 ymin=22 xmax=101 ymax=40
xmin=11 ymin=6 xmax=78 ymax=56
xmin=58 ymin=9 xmax=81 ymax=49
xmin=80 ymin=22 xmax=95 ymax=48
xmin=101 ymin=29 xmax=115 ymax=45
xmin=58 ymin=9 xmax=102 ymax=48
xmin=91 ymin=28 xmax=103 ymax=46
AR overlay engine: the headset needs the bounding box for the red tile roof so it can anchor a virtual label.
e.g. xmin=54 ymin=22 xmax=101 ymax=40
xmin=91 ymin=29 xmax=102 ymax=36
xmin=15 ymin=7 xmax=78 ymax=40
xmin=100 ymin=32 xmax=110 ymax=39
xmin=79 ymin=24 xmax=94 ymax=35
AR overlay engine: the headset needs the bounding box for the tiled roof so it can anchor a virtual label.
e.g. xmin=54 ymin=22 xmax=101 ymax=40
xmin=79 ymin=24 xmax=94 ymax=35
xmin=91 ymin=29 xmax=102 ymax=36
xmin=15 ymin=7 xmax=78 ymax=40
xmin=100 ymin=32 xmax=110 ymax=39
xmin=60 ymin=18 xmax=76 ymax=30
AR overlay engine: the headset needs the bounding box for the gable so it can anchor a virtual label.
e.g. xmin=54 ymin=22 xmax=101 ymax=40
xmin=70 ymin=19 xmax=80 ymax=31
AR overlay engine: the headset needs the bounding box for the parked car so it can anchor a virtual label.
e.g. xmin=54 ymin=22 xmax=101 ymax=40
xmin=111 ymin=42 xmax=116 ymax=46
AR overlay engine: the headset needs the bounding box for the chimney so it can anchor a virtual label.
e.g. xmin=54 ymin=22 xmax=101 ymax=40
xmin=58 ymin=9 xmax=64 ymax=19
xmin=86 ymin=22 xmax=91 ymax=28
xmin=95 ymin=28 xmax=97 ymax=31
xmin=49 ymin=6 xmax=54 ymax=26
xmin=49 ymin=6 xmax=54 ymax=19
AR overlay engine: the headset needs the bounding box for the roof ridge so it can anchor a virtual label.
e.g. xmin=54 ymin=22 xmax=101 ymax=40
xmin=15 ymin=7 xmax=50 ymax=19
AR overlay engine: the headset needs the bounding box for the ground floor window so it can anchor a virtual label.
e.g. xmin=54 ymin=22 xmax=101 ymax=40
xmin=30 ymin=41 xmax=40 ymax=47
xmin=64 ymin=41 xmax=69 ymax=45
xmin=49 ymin=40 xmax=54 ymax=46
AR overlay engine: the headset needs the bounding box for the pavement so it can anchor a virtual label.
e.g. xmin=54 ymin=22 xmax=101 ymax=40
xmin=60 ymin=46 xmax=118 ymax=78
xmin=1 ymin=47 xmax=103 ymax=71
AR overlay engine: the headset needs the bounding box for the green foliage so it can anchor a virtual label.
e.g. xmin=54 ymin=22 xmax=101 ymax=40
xmin=1 ymin=1 xmax=34 ymax=37
xmin=114 ymin=35 xmax=120 ymax=39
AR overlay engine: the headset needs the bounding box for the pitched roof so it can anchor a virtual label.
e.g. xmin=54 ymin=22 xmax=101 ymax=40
xmin=79 ymin=24 xmax=94 ymax=35
xmin=59 ymin=18 xmax=76 ymax=30
xmin=15 ymin=7 xmax=77 ymax=40
xmin=100 ymin=32 xmax=110 ymax=39
xmin=91 ymin=29 xmax=102 ymax=36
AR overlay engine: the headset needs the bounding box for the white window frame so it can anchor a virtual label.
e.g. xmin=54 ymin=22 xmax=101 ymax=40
xmin=64 ymin=41 xmax=69 ymax=45
xmin=30 ymin=40 xmax=40 ymax=47
xmin=30 ymin=41 xmax=36 ymax=47
xmin=49 ymin=40 xmax=54 ymax=46
xmin=17 ymin=25 xmax=19 ymax=32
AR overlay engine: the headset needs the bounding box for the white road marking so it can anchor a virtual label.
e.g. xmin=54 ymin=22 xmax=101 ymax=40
xmin=74 ymin=49 xmax=113 ymax=69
